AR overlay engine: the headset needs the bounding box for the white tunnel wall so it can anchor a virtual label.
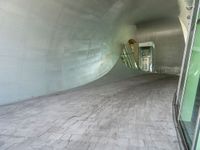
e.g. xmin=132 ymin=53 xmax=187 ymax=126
xmin=0 ymin=0 xmax=137 ymax=105
xmin=0 ymin=0 xmax=183 ymax=105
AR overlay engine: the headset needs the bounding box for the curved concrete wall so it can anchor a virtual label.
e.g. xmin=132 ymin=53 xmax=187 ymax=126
xmin=0 ymin=0 xmax=183 ymax=105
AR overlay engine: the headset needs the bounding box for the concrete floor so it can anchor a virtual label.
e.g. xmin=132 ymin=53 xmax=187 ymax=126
xmin=0 ymin=74 xmax=180 ymax=150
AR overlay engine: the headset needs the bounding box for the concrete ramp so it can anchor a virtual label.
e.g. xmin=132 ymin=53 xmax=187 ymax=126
xmin=0 ymin=74 xmax=179 ymax=150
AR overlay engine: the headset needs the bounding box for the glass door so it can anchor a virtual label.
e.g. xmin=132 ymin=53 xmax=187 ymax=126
xmin=139 ymin=42 xmax=154 ymax=72
xmin=179 ymin=10 xmax=200 ymax=149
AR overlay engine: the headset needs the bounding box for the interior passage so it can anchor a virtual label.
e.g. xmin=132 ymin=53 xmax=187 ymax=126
xmin=0 ymin=74 xmax=179 ymax=150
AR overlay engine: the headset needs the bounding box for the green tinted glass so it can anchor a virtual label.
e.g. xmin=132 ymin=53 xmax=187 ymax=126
xmin=180 ymin=13 xmax=200 ymax=148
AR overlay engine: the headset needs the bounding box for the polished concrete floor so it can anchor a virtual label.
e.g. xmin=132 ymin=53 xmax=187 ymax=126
xmin=0 ymin=74 xmax=180 ymax=150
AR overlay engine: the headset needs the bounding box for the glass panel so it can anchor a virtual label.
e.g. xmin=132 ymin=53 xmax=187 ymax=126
xmin=121 ymin=44 xmax=138 ymax=69
xmin=177 ymin=4 xmax=200 ymax=105
xmin=195 ymin=126 xmax=200 ymax=150
xmin=180 ymin=77 xmax=200 ymax=147
xmin=139 ymin=47 xmax=153 ymax=72
xmin=138 ymin=42 xmax=154 ymax=72
xmin=179 ymin=12 xmax=200 ymax=148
